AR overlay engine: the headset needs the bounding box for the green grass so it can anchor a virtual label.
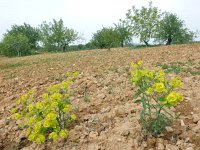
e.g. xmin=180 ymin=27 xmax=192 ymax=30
xmin=156 ymin=61 xmax=200 ymax=75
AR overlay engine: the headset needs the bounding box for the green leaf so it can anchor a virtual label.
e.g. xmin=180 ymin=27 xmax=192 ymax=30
xmin=158 ymin=96 xmax=166 ymax=102
xmin=133 ymin=91 xmax=142 ymax=99
xmin=165 ymin=103 xmax=172 ymax=108
xmin=135 ymin=99 xmax=142 ymax=104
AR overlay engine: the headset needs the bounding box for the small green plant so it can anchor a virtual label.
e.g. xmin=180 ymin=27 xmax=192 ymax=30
xmin=156 ymin=63 xmax=182 ymax=74
xmin=157 ymin=61 xmax=200 ymax=76
xmin=130 ymin=61 xmax=184 ymax=136
xmin=83 ymin=87 xmax=89 ymax=102
xmin=11 ymin=72 xmax=78 ymax=144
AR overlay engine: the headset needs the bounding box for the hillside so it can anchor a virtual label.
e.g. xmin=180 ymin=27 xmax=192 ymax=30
xmin=0 ymin=44 xmax=200 ymax=150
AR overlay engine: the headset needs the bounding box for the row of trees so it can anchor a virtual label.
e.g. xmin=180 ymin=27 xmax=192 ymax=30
xmin=91 ymin=2 xmax=196 ymax=49
xmin=0 ymin=2 xmax=197 ymax=57
xmin=0 ymin=19 xmax=79 ymax=56
xmin=126 ymin=2 xmax=195 ymax=46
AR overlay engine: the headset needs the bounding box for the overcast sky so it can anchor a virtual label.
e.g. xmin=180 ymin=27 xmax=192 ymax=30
xmin=0 ymin=0 xmax=200 ymax=43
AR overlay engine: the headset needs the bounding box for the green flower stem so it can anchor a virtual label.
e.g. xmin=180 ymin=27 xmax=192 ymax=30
xmin=161 ymin=107 xmax=174 ymax=119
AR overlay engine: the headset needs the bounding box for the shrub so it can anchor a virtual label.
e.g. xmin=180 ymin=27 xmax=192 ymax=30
xmin=91 ymin=27 xmax=121 ymax=49
xmin=130 ymin=61 xmax=183 ymax=136
xmin=11 ymin=73 xmax=78 ymax=144
xmin=1 ymin=33 xmax=31 ymax=57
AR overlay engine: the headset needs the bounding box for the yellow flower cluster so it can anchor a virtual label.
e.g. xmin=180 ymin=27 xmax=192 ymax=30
xmin=16 ymin=94 xmax=28 ymax=105
xmin=169 ymin=77 xmax=182 ymax=88
xmin=166 ymin=92 xmax=183 ymax=105
xmin=43 ymin=113 xmax=57 ymax=128
xmin=49 ymin=129 xmax=69 ymax=141
xmin=66 ymin=71 xmax=79 ymax=77
xmin=11 ymin=74 xmax=78 ymax=144
xmin=153 ymin=83 xmax=167 ymax=93
xmin=131 ymin=61 xmax=184 ymax=107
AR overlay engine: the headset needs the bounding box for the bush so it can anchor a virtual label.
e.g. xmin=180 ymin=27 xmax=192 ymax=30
xmin=11 ymin=72 xmax=78 ymax=144
xmin=0 ymin=42 xmax=3 ymax=55
xmin=91 ymin=27 xmax=121 ymax=49
xmin=1 ymin=33 xmax=31 ymax=57
xmin=130 ymin=61 xmax=183 ymax=136
xmin=155 ymin=13 xmax=194 ymax=45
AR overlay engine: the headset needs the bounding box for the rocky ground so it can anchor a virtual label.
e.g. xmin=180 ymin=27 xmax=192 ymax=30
xmin=0 ymin=44 xmax=200 ymax=150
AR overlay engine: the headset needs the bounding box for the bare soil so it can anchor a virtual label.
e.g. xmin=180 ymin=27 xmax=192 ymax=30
xmin=0 ymin=44 xmax=200 ymax=150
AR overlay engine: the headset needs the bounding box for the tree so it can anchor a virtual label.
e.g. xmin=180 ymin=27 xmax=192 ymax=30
xmin=0 ymin=42 xmax=3 ymax=55
xmin=114 ymin=19 xmax=132 ymax=47
xmin=91 ymin=27 xmax=121 ymax=49
xmin=1 ymin=33 xmax=31 ymax=57
xmin=155 ymin=13 xmax=194 ymax=45
xmin=40 ymin=19 xmax=79 ymax=51
xmin=126 ymin=2 xmax=162 ymax=46
xmin=7 ymin=23 xmax=40 ymax=49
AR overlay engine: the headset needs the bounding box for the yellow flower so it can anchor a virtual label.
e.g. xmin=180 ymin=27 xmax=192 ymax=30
xmin=52 ymin=101 xmax=58 ymax=107
xmin=137 ymin=60 xmax=143 ymax=66
xmin=28 ymin=90 xmax=34 ymax=95
xmin=145 ymin=88 xmax=153 ymax=95
xmin=53 ymin=84 xmax=61 ymax=90
xmin=166 ymin=92 xmax=180 ymax=105
xmin=46 ymin=113 xmax=57 ymax=121
xmin=42 ymin=93 xmax=48 ymax=99
xmin=11 ymin=108 xmax=18 ymax=114
xmin=49 ymin=132 xmax=58 ymax=141
xmin=36 ymin=103 xmax=43 ymax=110
xmin=27 ymin=117 xmax=36 ymax=125
xmin=63 ymin=105 xmax=71 ymax=113
xmin=158 ymin=69 xmax=165 ymax=77
xmin=62 ymin=80 xmax=71 ymax=89
xmin=48 ymin=84 xmax=60 ymax=93
xmin=50 ymin=93 xmax=62 ymax=102
xmin=50 ymin=121 xmax=57 ymax=128
xmin=26 ymin=128 xmax=31 ymax=136
xmin=157 ymin=77 xmax=165 ymax=82
xmin=146 ymin=71 xmax=155 ymax=79
xmin=176 ymin=93 xmax=184 ymax=102
xmin=66 ymin=72 xmax=71 ymax=77
xmin=71 ymin=114 xmax=77 ymax=120
xmin=26 ymin=104 xmax=34 ymax=111
xmin=14 ymin=113 xmax=21 ymax=119
xmin=169 ymin=78 xmax=182 ymax=88
xmin=59 ymin=129 xmax=68 ymax=138
xmin=73 ymin=71 xmax=79 ymax=77
xmin=130 ymin=62 xmax=138 ymax=69
xmin=35 ymin=134 xmax=45 ymax=144
xmin=153 ymin=83 xmax=166 ymax=93
xmin=16 ymin=94 xmax=28 ymax=104
xmin=28 ymin=133 xmax=36 ymax=141
xmin=43 ymin=120 xmax=50 ymax=128
xmin=34 ymin=122 xmax=42 ymax=132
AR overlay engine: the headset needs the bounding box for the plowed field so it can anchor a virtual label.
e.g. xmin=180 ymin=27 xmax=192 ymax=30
xmin=0 ymin=44 xmax=200 ymax=150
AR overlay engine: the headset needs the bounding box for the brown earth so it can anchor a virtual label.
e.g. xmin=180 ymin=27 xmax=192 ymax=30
xmin=0 ymin=44 xmax=200 ymax=150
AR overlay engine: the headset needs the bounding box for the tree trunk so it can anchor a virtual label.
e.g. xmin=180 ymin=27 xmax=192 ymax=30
xmin=121 ymin=40 xmax=124 ymax=47
xmin=166 ymin=37 xmax=172 ymax=45
xmin=144 ymin=41 xmax=149 ymax=46
xmin=62 ymin=44 xmax=67 ymax=52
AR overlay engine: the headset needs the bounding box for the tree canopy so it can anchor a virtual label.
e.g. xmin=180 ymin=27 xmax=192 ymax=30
xmin=40 ymin=19 xmax=79 ymax=51
xmin=1 ymin=33 xmax=31 ymax=57
xmin=114 ymin=19 xmax=132 ymax=47
xmin=7 ymin=23 xmax=40 ymax=49
xmin=155 ymin=13 xmax=194 ymax=45
xmin=91 ymin=27 xmax=121 ymax=49
xmin=126 ymin=2 xmax=162 ymax=46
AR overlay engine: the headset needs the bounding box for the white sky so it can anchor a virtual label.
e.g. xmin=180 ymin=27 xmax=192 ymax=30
xmin=0 ymin=0 xmax=200 ymax=43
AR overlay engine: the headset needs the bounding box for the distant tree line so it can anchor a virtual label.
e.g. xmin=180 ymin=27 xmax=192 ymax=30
xmin=0 ymin=1 xmax=198 ymax=57
xmin=91 ymin=2 xmax=197 ymax=48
